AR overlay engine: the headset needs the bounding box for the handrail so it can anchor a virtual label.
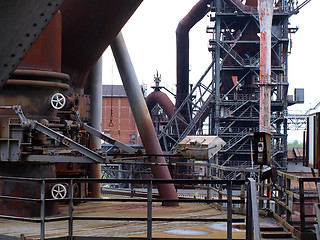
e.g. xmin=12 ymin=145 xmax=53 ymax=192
xmin=271 ymin=171 xmax=320 ymax=239
xmin=0 ymin=176 xmax=247 ymax=240
xmin=246 ymin=178 xmax=261 ymax=240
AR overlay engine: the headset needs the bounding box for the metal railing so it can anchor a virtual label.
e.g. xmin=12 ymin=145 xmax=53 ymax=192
xmin=316 ymin=183 xmax=320 ymax=240
xmin=0 ymin=176 xmax=255 ymax=240
xmin=268 ymin=172 xmax=320 ymax=239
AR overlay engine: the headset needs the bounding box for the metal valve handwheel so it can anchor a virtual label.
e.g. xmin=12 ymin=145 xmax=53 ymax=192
xmin=51 ymin=183 xmax=67 ymax=199
xmin=51 ymin=93 xmax=66 ymax=110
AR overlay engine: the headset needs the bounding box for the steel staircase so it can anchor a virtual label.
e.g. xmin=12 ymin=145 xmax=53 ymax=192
xmin=158 ymin=62 xmax=214 ymax=153
xmin=220 ymin=127 xmax=254 ymax=152
xmin=218 ymin=41 xmax=245 ymax=66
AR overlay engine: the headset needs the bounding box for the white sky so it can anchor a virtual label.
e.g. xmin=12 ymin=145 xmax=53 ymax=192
xmin=102 ymin=0 xmax=320 ymax=141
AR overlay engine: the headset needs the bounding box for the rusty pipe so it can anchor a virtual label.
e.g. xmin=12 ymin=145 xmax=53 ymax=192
xmin=146 ymin=90 xmax=187 ymax=129
xmin=146 ymin=91 xmax=175 ymax=119
xmin=176 ymin=0 xmax=211 ymax=113
xmin=176 ymin=0 xmax=258 ymax=108
xmin=111 ymin=32 xmax=178 ymax=206
xmin=259 ymin=0 xmax=273 ymax=134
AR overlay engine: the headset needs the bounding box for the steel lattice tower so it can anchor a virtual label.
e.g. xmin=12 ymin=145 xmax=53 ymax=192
xmin=208 ymin=0 xmax=300 ymax=169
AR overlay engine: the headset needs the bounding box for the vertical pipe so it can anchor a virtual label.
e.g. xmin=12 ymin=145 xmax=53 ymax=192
xmin=299 ymin=179 xmax=305 ymax=234
xmin=213 ymin=0 xmax=222 ymax=167
xmin=147 ymin=180 xmax=153 ymax=239
xmin=87 ymin=58 xmax=102 ymax=198
xmin=111 ymin=32 xmax=178 ymax=206
xmin=226 ymin=182 xmax=232 ymax=240
xmin=40 ymin=180 xmax=46 ymax=240
xmin=259 ymin=0 xmax=273 ymax=134
xmin=88 ymin=57 xmax=103 ymax=150
xmin=176 ymin=0 xmax=211 ymax=115
xmin=68 ymin=179 xmax=74 ymax=239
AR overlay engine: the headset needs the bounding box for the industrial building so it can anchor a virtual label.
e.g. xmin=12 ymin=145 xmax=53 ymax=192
xmin=0 ymin=0 xmax=319 ymax=240
xmin=102 ymin=85 xmax=142 ymax=145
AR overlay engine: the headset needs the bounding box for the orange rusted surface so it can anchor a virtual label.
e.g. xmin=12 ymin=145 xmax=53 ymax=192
xmin=19 ymin=11 xmax=61 ymax=72
xmin=60 ymin=0 xmax=143 ymax=91
xmin=259 ymin=0 xmax=273 ymax=134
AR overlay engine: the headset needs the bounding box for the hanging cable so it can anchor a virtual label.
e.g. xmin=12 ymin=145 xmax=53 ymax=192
xmin=108 ymin=58 xmax=114 ymax=127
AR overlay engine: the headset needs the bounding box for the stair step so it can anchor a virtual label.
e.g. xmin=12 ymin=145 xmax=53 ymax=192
xmin=262 ymin=239 xmax=293 ymax=240
xmin=260 ymin=226 xmax=286 ymax=232
xmin=261 ymin=232 xmax=293 ymax=239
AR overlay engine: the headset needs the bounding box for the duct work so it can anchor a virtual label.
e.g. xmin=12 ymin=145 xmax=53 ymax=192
xmin=147 ymin=91 xmax=175 ymax=120
xmin=176 ymin=0 xmax=211 ymax=115
xmin=175 ymin=0 xmax=252 ymax=112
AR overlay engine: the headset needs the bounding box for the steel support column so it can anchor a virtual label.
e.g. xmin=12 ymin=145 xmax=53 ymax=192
xmin=111 ymin=32 xmax=178 ymax=206
xmin=87 ymin=58 xmax=103 ymax=198
xmin=214 ymin=0 xmax=221 ymax=137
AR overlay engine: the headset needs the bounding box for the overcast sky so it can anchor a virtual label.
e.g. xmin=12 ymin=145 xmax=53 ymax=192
xmin=102 ymin=0 xmax=320 ymax=141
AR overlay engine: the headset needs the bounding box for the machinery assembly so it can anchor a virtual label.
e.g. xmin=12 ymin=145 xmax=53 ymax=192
xmin=0 ymin=0 xmax=319 ymax=240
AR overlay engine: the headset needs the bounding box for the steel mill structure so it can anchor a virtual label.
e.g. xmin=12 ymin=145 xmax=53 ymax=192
xmin=0 ymin=0 xmax=180 ymax=218
xmin=1 ymin=1 xmax=319 ymax=240
xmin=149 ymin=0 xmax=306 ymax=170
xmin=0 ymin=0 xmax=312 ymax=224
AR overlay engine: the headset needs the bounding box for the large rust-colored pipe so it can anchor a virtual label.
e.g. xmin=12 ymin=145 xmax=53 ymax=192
xmin=176 ymin=0 xmax=211 ymax=112
xmin=146 ymin=90 xmax=187 ymax=129
xmin=259 ymin=0 xmax=273 ymax=134
xmin=176 ymin=0 xmax=258 ymax=103
xmin=111 ymin=32 xmax=178 ymax=206
xmin=146 ymin=91 xmax=175 ymax=119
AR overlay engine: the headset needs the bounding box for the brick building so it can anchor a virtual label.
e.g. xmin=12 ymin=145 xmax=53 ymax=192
xmin=102 ymin=85 xmax=142 ymax=146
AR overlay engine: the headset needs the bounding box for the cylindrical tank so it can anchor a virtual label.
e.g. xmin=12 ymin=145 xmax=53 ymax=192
xmin=0 ymin=11 xmax=68 ymax=119
xmin=0 ymin=12 xmax=64 ymax=217
xmin=60 ymin=0 xmax=143 ymax=92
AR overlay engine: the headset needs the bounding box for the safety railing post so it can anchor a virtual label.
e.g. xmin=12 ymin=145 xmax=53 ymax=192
xmin=147 ymin=180 xmax=153 ymax=240
xmin=315 ymin=203 xmax=320 ymax=240
xmin=246 ymin=178 xmax=261 ymax=240
xmin=285 ymin=177 xmax=292 ymax=224
xmin=299 ymin=179 xmax=305 ymax=234
xmin=68 ymin=179 xmax=74 ymax=239
xmin=40 ymin=180 xmax=46 ymax=240
xmin=227 ymin=181 xmax=232 ymax=240
xmin=317 ymin=182 xmax=320 ymax=203
xmin=246 ymin=179 xmax=253 ymax=240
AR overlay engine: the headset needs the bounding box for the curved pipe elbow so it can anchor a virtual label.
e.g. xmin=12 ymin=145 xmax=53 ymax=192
xmin=146 ymin=91 xmax=175 ymax=119
xmin=146 ymin=91 xmax=187 ymax=129
xmin=176 ymin=0 xmax=211 ymax=108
